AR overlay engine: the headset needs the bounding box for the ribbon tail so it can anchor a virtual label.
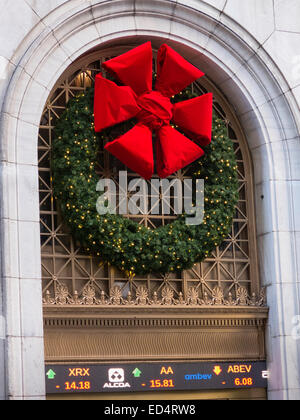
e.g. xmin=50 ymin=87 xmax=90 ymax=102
xmin=155 ymin=44 xmax=205 ymax=98
xmin=156 ymin=125 xmax=204 ymax=179
xmin=102 ymin=42 xmax=153 ymax=96
xmin=105 ymin=124 xmax=154 ymax=180
xmin=173 ymin=93 xmax=213 ymax=146
xmin=94 ymin=74 xmax=140 ymax=132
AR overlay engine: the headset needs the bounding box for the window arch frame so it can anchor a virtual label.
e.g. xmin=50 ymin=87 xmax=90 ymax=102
xmin=40 ymin=45 xmax=262 ymax=309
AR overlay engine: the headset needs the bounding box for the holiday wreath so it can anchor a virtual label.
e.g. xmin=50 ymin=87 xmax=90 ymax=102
xmin=52 ymin=43 xmax=239 ymax=276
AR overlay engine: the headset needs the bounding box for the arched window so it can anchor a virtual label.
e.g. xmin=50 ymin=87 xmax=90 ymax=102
xmin=40 ymin=46 xmax=263 ymax=308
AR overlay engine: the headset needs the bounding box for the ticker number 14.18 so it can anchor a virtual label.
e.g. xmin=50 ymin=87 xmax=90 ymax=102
xmin=65 ymin=381 xmax=91 ymax=391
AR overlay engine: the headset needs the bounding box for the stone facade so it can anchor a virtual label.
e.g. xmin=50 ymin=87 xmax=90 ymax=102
xmin=0 ymin=0 xmax=299 ymax=400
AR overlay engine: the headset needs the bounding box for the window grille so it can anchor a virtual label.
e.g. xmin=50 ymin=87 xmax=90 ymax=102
xmin=40 ymin=47 xmax=262 ymax=307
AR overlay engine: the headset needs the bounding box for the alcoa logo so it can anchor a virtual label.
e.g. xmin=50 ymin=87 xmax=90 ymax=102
xmin=103 ymin=368 xmax=131 ymax=389
xmin=109 ymin=368 xmax=125 ymax=383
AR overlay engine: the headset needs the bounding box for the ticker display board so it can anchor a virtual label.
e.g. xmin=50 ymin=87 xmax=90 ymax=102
xmin=46 ymin=361 xmax=268 ymax=394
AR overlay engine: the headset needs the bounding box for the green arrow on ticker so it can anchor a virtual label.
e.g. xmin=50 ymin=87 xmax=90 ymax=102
xmin=132 ymin=368 xmax=142 ymax=378
xmin=46 ymin=369 xmax=56 ymax=380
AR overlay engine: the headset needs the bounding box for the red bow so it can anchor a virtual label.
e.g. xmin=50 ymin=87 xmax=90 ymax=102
xmin=94 ymin=42 xmax=213 ymax=179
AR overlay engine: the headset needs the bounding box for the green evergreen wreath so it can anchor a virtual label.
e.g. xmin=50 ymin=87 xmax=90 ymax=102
xmin=52 ymin=86 xmax=239 ymax=276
